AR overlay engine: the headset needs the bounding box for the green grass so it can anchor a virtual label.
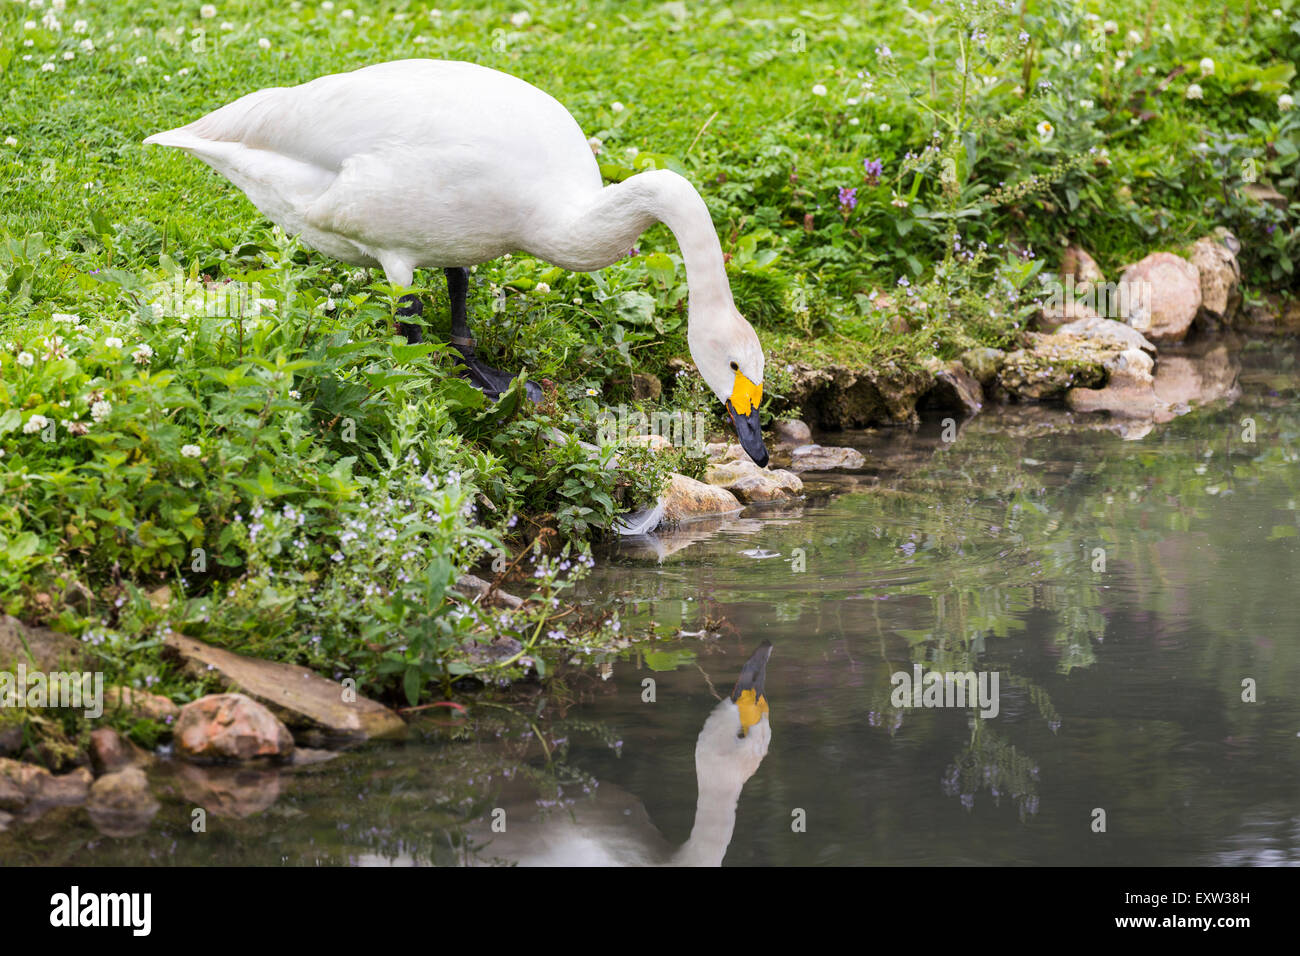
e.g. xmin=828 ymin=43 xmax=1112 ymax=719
xmin=0 ymin=0 xmax=1297 ymax=745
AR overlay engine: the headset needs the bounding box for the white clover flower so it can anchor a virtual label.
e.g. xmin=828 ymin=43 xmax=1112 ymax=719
xmin=52 ymin=312 xmax=79 ymax=324
xmin=23 ymin=414 xmax=49 ymax=434
xmin=325 ymin=297 xmax=337 ymax=311
xmin=1079 ymin=98 xmax=1095 ymax=109
xmin=132 ymin=343 xmax=153 ymax=364
xmin=177 ymin=67 xmax=188 ymax=75
xmin=1199 ymin=57 xmax=1215 ymax=76
xmin=17 ymin=351 xmax=35 ymax=368
xmin=1103 ymin=19 xmax=1118 ymax=33
xmin=72 ymin=18 xmax=86 ymax=32
xmin=91 ymin=400 xmax=111 ymax=421
xmin=811 ymin=83 xmax=827 ymax=96
xmin=610 ymin=100 xmax=624 ymax=112
xmin=51 ymin=0 xmax=64 ymax=10
xmin=849 ymin=117 xmax=859 ymax=125
xmin=104 ymin=336 xmax=122 ymax=349
xmin=62 ymin=51 xmax=74 ymax=61
xmin=134 ymin=55 xmax=147 ymax=65
xmin=535 ymin=282 xmax=550 ymax=294
xmin=879 ymin=122 xmax=891 ymax=132
xmin=3 ymin=137 xmax=16 ymax=147
xmin=1281 ymin=93 xmax=1295 ymax=111
xmin=1127 ymin=30 xmax=1142 ymax=45
xmin=200 ymin=4 xmax=216 ymax=17
xmin=181 ymin=443 xmax=201 ymax=458
xmin=220 ymin=20 xmax=233 ymax=29
xmin=587 ymin=135 xmax=602 ymax=154
xmin=340 ymin=8 xmax=353 ymax=18
xmin=1186 ymin=83 xmax=1204 ymax=100
xmin=413 ymin=35 xmax=427 ymax=44
xmin=79 ymin=38 xmax=93 ymax=51
xmin=23 ymin=21 xmax=35 ymax=30
xmin=258 ymin=37 xmax=271 ymax=49
xmin=41 ymin=62 xmax=55 ymax=72
xmin=510 ymin=10 xmax=530 ymax=26
xmin=23 ymin=39 xmax=33 ymax=47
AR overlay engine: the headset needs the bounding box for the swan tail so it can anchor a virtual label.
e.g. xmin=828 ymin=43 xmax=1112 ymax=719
xmin=142 ymin=87 xmax=285 ymax=150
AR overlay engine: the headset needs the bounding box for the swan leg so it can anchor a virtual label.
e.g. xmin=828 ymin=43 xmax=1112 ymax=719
xmin=445 ymin=266 xmax=542 ymax=404
xmin=396 ymin=294 xmax=424 ymax=344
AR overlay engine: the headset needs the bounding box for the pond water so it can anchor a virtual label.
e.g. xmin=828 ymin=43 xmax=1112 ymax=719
xmin=7 ymin=338 xmax=1299 ymax=866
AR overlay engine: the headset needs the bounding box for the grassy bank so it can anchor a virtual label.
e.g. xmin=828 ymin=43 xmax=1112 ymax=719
xmin=0 ymin=0 xmax=1296 ymax=741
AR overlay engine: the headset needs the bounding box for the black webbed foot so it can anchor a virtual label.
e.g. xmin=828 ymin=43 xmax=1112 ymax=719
xmin=454 ymin=343 xmax=544 ymax=404
xmin=396 ymin=294 xmax=424 ymax=344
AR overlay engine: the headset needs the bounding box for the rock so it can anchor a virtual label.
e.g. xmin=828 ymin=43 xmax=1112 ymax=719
xmin=920 ymin=361 xmax=983 ymax=416
xmin=1061 ymin=244 xmax=1106 ymax=291
xmin=1066 ymin=349 xmax=1160 ymax=419
xmin=624 ymin=433 xmax=672 ymax=452
xmin=704 ymin=460 xmax=803 ymax=503
xmin=704 ymin=442 xmax=747 ymax=463
xmin=463 ymin=633 xmax=525 ymax=665
xmin=783 ymin=361 xmax=931 ymax=429
xmin=958 ymin=347 xmax=1006 ymax=385
xmin=175 ymin=693 xmax=295 ymax=763
xmin=631 ymin=373 xmax=663 ymax=401
xmin=1039 ymin=297 xmax=1101 ymax=333
xmin=89 ymin=728 xmax=151 ymax=776
xmin=176 ymin=763 xmax=280 ymax=819
xmin=164 ymin=632 xmax=406 ymax=742
xmin=0 ymin=726 xmax=21 ymax=757
xmin=105 ymin=686 xmax=180 ymax=723
xmin=998 ymin=332 xmax=1111 ymax=401
xmin=0 ymin=615 xmax=80 ymax=670
xmin=1152 ymin=343 xmax=1241 ymax=410
xmin=1241 ymin=182 xmax=1288 ymax=211
xmin=788 ymin=444 xmax=868 ymax=472
xmin=1187 ymin=234 xmax=1242 ymax=323
xmin=63 ymin=581 xmax=93 ymax=615
xmin=1117 ymin=252 xmax=1202 ymax=342
xmin=454 ymin=574 xmax=524 ymax=610
xmin=0 ymin=758 xmax=91 ymax=816
xmin=771 ymin=419 xmax=813 ymax=447
xmin=1056 ymin=314 xmax=1156 ymax=354
xmin=660 ymin=473 xmax=743 ymax=524
xmin=86 ymin=767 xmax=160 ymax=837
xmin=146 ymin=585 xmax=172 ymax=610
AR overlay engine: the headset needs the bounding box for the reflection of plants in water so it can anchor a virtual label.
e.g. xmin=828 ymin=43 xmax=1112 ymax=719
xmin=942 ymin=720 xmax=1040 ymax=821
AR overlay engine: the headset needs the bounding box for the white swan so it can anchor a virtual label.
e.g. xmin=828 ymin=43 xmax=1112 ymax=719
xmin=144 ymin=59 xmax=769 ymax=466
xmin=459 ymin=640 xmax=773 ymax=867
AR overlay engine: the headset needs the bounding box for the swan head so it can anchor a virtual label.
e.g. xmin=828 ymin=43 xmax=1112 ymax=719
xmin=688 ymin=310 xmax=769 ymax=468
xmin=696 ymin=641 xmax=774 ymax=786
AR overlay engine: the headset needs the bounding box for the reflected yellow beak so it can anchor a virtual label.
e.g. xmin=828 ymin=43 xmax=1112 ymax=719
xmin=729 ymin=372 xmax=763 ymax=416
xmin=735 ymin=688 xmax=770 ymax=737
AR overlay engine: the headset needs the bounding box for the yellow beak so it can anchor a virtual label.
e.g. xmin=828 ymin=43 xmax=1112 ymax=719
xmin=729 ymin=372 xmax=763 ymax=416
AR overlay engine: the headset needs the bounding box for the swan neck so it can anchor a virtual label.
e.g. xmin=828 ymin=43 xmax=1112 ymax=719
xmin=644 ymin=171 xmax=733 ymax=320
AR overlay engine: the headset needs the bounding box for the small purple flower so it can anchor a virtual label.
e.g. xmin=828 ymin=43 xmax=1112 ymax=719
xmin=863 ymin=157 xmax=884 ymax=186
xmin=838 ymin=186 xmax=858 ymax=215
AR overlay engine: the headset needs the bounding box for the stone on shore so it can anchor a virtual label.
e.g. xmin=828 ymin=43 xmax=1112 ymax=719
xmin=175 ymin=693 xmax=295 ymax=763
xmin=787 ymin=444 xmax=868 ymax=472
xmin=0 ymin=757 xmax=92 ymax=817
xmin=661 ymin=473 xmax=743 ymax=524
xmin=704 ymin=460 xmax=803 ymax=503
xmin=1056 ymin=314 xmax=1157 ymax=354
xmin=86 ymin=767 xmax=160 ymax=837
xmin=89 ymin=727 xmax=152 ymax=776
xmin=105 ymin=685 xmax=181 ymax=723
xmin=771 ymin=419 xmax=813 ymax=447
xmin=1117 ymin=252 xmax=1202 ymax=342
xmin=0 ymin=615 xmax=80 ymax=670
xmin=164 ymin=632 xmax=406 ymax=742
xmin=1187 ymin=233 xmax=1242 ymax=323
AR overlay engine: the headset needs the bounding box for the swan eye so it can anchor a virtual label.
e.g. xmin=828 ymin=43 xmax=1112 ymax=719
xmin=729 ymin=361 xmax=739 ymax=372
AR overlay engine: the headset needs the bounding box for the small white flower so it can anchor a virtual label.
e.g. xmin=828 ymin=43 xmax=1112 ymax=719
xmin=587 ymin=135 xmax=602 ymax=154
xmin=1102 ymin=19 xmax=1118 ymax=34
xmin=23 ymin=39 xmax=33 ymax=47
xmin=510 ymin=10 xmax=530 ymax=26
xmin=132 ymin=343 xmax=153 ymax=364
xmin=879 ymin=123 xmax=891 ymax=132
xmin=104 ymin=336 xmax=122 ymax=349
xmin=535 ymin=282 xmax=550 ymax=294
xmin=322 ymin=1 xmax=334 ymax=8
xmin=1186 ymin=83 xmax=1204 ymax=100
xmin=181 ymin=444 xmax=201 ymax=458
xmin=72 ymin=18 xmax=86 ymax=33
xmin=62 ymin=51 xmax=74 ymax=60
xmin=585 ymin=387 xmax=598 ymax=397
xmin=52 ymin=312 xmax=79 ymax=324
xmin=289 ymin=389 xmax=301 ymax=400
xmin=91 ymin=400 xmax=111 ymax=422
xmin=1127 ymin=30 xmax=1143 ymax=45
xmin=200 ymin=3 xmax=216 ymax=17
xmin=1079 ymin=98 xmax=1095 ymax=109
xmin=1280 ymin=93 xmax=1295 ymax=111
xmin=134 ymin=55 xmax=147 ymax=66
xmin=325 ymin=297 xmax=337 ymax=311
xmin=40 ymin=62 xmax=56 ymax=72
xmin=610 ymin=100 xmax=624 ymax=112
xmin=413 ymin=35 xmax=427 ymax=44
xmin=849 ymin=117 xmax=859 ymax=125
xmin=177 ymin=67 xmax=188 ymax=75
xmin=811 ymin=83 xmax=828 ymax=96
xmin=1199 ymin=57 xmax=1215 ymax=76
xmin=330 ymin=282 xmax=343 ymax=294
xmin=17 ymin=351 xmax=35 ymax=368
xmin=220 ymin=21 xmax=233 ymax=30
xmin=23 ymin=414 xmax=49 ymax=434
xmin=625 ymin=146 xmax=639 ymax=158
xmin=340 ymin=8 xmax=353 ymax=18
xmin=257 ymin=37 xmax=271 ymax=49
xmin=51 ymin=0 xmax=64 ymax=10
xmin=3 ymin=137 xmax=16 ymax=147
xmin=23 ymin=21 xmax=35 ymax=30
xmin=79 ymin=38 xmax=93 ymax=51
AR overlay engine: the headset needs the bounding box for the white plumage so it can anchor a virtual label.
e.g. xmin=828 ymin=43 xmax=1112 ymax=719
xmin=144 ymin=59 xmax=771 ymax=465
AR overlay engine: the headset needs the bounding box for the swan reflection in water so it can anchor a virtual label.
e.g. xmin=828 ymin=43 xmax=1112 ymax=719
xmin=463 ymin=641 xmax=773 ymax=867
